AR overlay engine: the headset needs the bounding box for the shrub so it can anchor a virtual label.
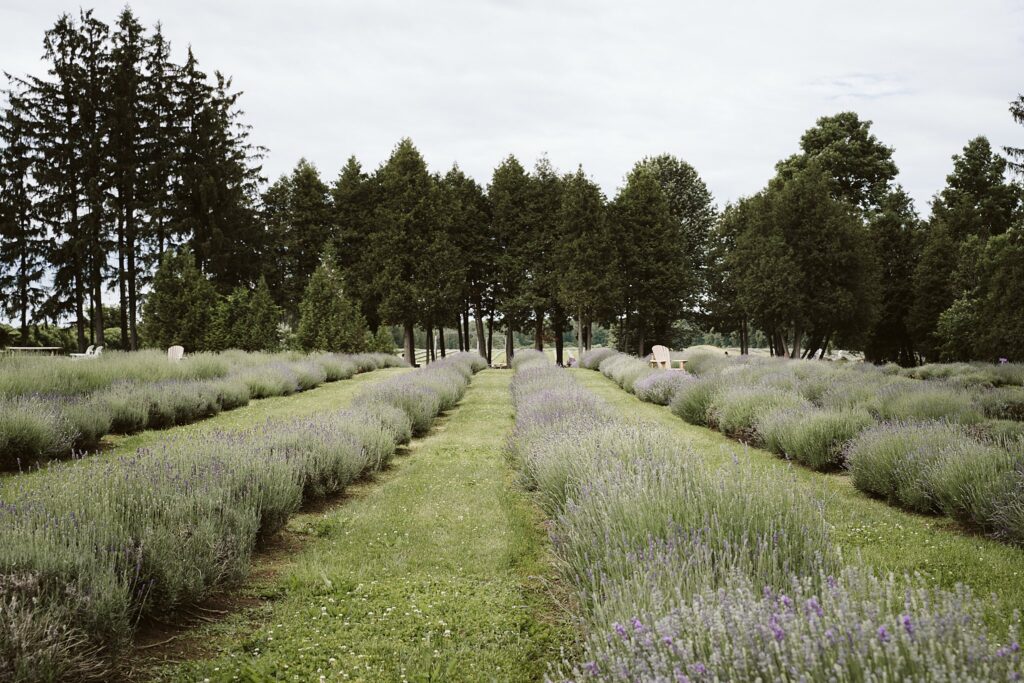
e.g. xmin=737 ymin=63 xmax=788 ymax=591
xmin=0 ymin=398 xmax=76 ymax=468
xmin=633 ymin=370 xmax=693 ymax=405
xmin=682 ymin=349 xmax=731 ymax=376
xmin=707 ymin=385 xmax=809 ymax=443
xmin=845 ymin=422 xmax=1014 ymax=522
xmin=598 ymin=353 xmax=654 ymax=393
xmin=876 ymin=385 xmax=983 ymax=424
xmin=669 ymin=376 xmax=724 ymax=426
xmin=579 ymin=348 xmax=615 ymax=369
xmin=979 ymin=386 xmax=1024 ymax=421
xmin=758 ymin=407 xmax=873 ymax=470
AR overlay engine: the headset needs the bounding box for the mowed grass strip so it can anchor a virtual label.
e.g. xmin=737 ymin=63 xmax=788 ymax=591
xmin=0 ymin=367 xmax=410 ymax=493
xmin=147 ymin=369 xmax=568 ymax=682
xmin=572 ymin=368 xmax=1024 ymax=629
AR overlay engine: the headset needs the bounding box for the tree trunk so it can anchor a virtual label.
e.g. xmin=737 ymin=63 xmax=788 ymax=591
xmin=456 ymin=313 xmax=464 ymax=352
xmin=818 ymin=334 xmax=830 ymax=360
xmin=426 ymin=323 xmax=434 ymax=363
xmin=534 ymin=309 xmax=544 ymax=351
xmin=438 ymin=326 xmax=446 ymax=358
xmin=486 ymin=316 xmax=493 ymax=364
xmin=554 ymin=319 xmax=564 ymax=366
xmin=463 ymin=303 xmax=471 ymax=351
xmin=75 ymin=272 xmax=86 ymax=352
xmin=403 ymin=321 xmax=416 ymax=366
xmin=505 ymin=324 xmax=514 ymax=365
xmin=127 ymin=214 xmax=139 ymax=350
xmin=92 ymin=261 xmax=105 ymax=347
xmin=475 ymin=310 xmax=486 ymax=359
xmin=740 ymin=319 xmax=749 ymax=355
xmin=118 ymin=219 xmax=128 ymax=350
xmin=636 ymin=327 xmax=645 ymax=358
xmin=789 ymin=325 xmax=803 ymax=360
xmin=576 ymin=309 xmax=583 ymax=362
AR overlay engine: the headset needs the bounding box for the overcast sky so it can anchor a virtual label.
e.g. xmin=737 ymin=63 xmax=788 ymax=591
xmin=4 ymin=0 xmax=1023 ymax=215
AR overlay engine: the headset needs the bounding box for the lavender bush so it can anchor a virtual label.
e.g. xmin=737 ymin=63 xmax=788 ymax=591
xmin=632 ymin=370 xmax=693 ymax=405
xmin=0 ymin=351 xmax=403 ymax=470
xmin=511 ymin=355 xmax=1023 ymax=682
xmin=0 ymin=352 xmax=484 ymax=681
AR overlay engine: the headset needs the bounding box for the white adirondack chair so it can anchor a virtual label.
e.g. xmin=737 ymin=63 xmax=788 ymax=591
xmin=167 ymin=345 xmax=185 ymax=362
xmin=69 ymin=345 xmax=95 ymax=359
xmin=649 ymin=345 xmax=671 ymax=369
xmin=93 ymin=346 xmax=103 ymax=356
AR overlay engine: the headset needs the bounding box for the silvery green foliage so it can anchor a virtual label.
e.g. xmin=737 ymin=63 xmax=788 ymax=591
xmin=582 ymin=350 xmax=1024 ymax=548
xmin=510 ymin=356 xmax=1022 ymax=681
xmin=0 ymin=351 xmax=403 ymax=468
xmin=0 ymin=351 xmax=483 ymax=680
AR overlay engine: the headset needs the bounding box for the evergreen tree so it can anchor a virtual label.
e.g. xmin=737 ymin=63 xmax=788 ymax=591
xmin=556 ymin=166 xmax=613 ymax=354
xmin=173 ymin=50 xmax=264 ymax=289
xmin=730 ymin=163 xmax=877 ymax=358
xmin=909 ymin=137 xmax=1021 ymax=360
xmin=863 ymin=188 xmax=922 ymax=365
xmin=0 ymin=89 xmax=46 ymax=342
xmin=611 ymin=166 xmax=685 ymax=356
xmin=263 ymin=158 xmax=332 ymax=320
xmin=109 ymin=7 xmax=147 ymax=349
xmin=437 ymin=164 xmax=491 ymax=357
xmin=523 ymin=157 xmax=564 ymax=352
xmin=331 ymin=156 xmax=380 ymax=330
xmin=142 ymin=248 xmax=217 ymax=351
xmin=247 ymin=276 xmax=281 ymax=351
xmin=489 ymin=155 xmax=533 ymax=361
xmin=705 ymin=202 xmax=751 ymax=354
xmin=366 ymin=139 xmax=438 ymax=364
xmin=296 ymin=253 xmax=368 ymax=353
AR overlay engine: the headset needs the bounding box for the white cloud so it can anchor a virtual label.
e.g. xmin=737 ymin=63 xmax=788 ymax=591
xmin=3 ymin=0 xmax=1023 ymax=214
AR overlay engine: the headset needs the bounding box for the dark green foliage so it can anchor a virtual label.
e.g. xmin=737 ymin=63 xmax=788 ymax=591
xmin=296 ymin=253 xmax=368 ymax=353
xmin=864 ymin=189 xmax=922 ymax=364
xmin=205 ymin=278 xmax=281 ymax=352
xmin=557 ymin=167 xmax=615 ymax=348
xmin=776 ymin=111 xmax=898 ymax=212
xmin=611 ymin=166 xmax=687 ymax=355
xmin=141 ymin=248 xmax=217 ymax=351
xmin=728 ymin=162 xmax=878 ymax=357
xmin=263 ymin=159 xmax=333 ymax=321
xmin=331 ymin=156 xmax=381 ymax=330
xmin=365 ymin=139 xmax=439 ymax=362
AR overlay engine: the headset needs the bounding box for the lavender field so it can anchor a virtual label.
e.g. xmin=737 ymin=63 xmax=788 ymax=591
xmin=516 ymin=350 xmax=1023 ymax=680
xmin=0 ymin=353 xmax=486 ymax=681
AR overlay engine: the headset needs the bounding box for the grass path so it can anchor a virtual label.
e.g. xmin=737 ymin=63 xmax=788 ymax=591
xmin=572 ymin=368 xmax=1024 ymax=629
xmin=147 ymin=368 xmax=567 ymax=682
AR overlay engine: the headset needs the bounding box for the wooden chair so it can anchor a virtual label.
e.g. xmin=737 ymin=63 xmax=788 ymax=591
xmin=168 ymin=345 xmax=185 ymax=362
xmin=69 ymin=345 xmax=95 ymax=359
xmin=649 ymin=345 xmax=671 ymax=369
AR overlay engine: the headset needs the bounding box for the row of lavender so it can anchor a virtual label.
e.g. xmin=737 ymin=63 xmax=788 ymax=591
xmin=0 ymin=351 xmax=405 ymax=469
xmin=0 ymin=352 xmax=486 ymax=683
xmin=583 ymin=350 xmax=1024 ymax=547
xmin=509 ymin=350 xmax=1021 ymax=681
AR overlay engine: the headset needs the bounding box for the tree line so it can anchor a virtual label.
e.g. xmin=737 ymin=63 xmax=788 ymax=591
xmin=3 ymin=8 xmax=1024 ymax=365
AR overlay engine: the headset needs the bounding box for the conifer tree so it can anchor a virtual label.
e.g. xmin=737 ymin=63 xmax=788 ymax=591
xmin=142 ymin=247 xmax=216 ymax=351
xmin=556 ymin=166 xmax=612 ymax=355
xmin=296 ymin=253 xmax=368 ymax=353
xmin=0 ymin=90 xmax=46 ymax=343
xmin=331 ymin=156 xmax=380 ymax=330
xmin=109 ymin=7 xmax=147 ymax=349
xmin=366 ymin=139 xmax=438 ymax=364
xmin=489 ymin=155 xmax=533 ymax=361
xmin=263 ymin=158 xmax=332 ymax=320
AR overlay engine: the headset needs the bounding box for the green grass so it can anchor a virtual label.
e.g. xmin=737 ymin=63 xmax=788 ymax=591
xmin=572 ymin=368 xmax=1024 ymax=630
xmin=145 ymin=369 xmax=568 ymax=682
